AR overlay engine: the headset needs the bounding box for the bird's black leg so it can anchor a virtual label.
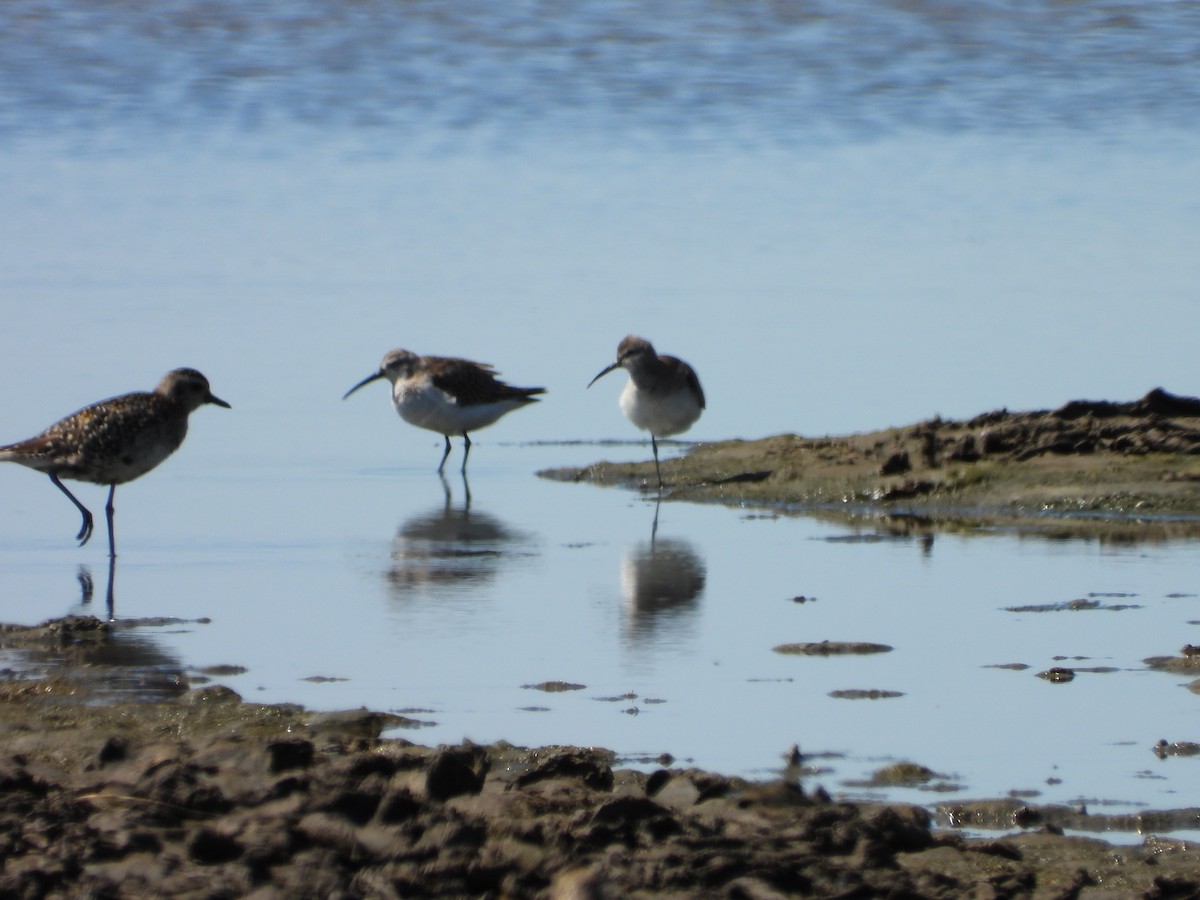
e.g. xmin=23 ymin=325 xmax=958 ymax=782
xmin=460 ymin=432 xmax=472 ymax=474
xmin=437 ymin=435 xmax=452 ymax=473
xmin=104 ymin=484 xmax=117 ymax=559
xmin=651 ymin=435 xmax=664 ymax=492
xmin=49 ymin=473 xmax=94 ymax=546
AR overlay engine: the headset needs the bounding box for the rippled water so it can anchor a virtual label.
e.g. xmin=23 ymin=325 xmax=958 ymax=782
xmin=4 ymin=0 xmax=1200 ymax=147
xmin=3 ymin=0 xmax=1200 ymax=839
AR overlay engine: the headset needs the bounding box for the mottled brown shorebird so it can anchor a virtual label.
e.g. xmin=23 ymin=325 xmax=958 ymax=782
xmin=0 ymin=368 xmax=230 ymax=557
xmin=344 ymin=349 xmax=545 ymax=473
xmin=589 ymin=335 xmax=705 ymax=490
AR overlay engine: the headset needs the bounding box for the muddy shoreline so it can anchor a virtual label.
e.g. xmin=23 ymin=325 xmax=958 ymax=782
xmin=540 ymin=388 xmax=1200 ymax=540
xmin=3 ymin=612 xmax=1200 ymax=897
xmin=8 ymin=392 xmax=1200 ymax=895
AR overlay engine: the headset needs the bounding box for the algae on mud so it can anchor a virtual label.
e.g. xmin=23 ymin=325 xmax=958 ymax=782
xmin=540 ymin=388 xmax=1200 ymax=536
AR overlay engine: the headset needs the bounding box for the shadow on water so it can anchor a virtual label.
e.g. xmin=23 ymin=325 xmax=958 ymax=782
xmin=620 ymin=501 xmax=706 ymax=645
xmin=387 ymin=473 xmax=537 ymax=598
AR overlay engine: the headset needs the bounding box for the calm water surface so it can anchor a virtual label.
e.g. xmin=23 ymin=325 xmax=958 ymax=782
xmin=2 ymin=0 xmax=1200 ymax=836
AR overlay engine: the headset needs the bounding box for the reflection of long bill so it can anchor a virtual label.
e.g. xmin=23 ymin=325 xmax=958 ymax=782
xmin=386 ymin=485 xmax=535 ymax=598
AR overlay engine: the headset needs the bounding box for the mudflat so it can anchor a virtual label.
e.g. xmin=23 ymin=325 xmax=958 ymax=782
xmin=3 ymin=618 xmax=1200 ymax=898
xmin=541 ymin=388 xmax=1200 ymax=537
xmin=7 ymin=391 xmax=1200 ymax=896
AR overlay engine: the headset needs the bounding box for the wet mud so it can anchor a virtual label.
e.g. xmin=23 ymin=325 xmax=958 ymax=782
xmin=541 ymin=388 xmax=1200 ymax=537
xmin=9 ymin=393 xmax=1200 ymax=894
xmin=773 ymin=640 xmax=894 ymax=656
xmin=4 ymin=618 xmax=1200 ymax=896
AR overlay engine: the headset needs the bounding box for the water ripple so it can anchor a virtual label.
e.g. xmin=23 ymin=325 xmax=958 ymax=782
xmin=2 ymin=0 xmax=1198 ymax=149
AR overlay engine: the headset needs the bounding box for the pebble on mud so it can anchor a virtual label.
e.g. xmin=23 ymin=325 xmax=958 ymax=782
xmin=773 ymin=641 xmax=893 ymax=656
xmin=523 ymin=681 xmax=587 ymax=692
xmin=858 ymin=762 xmax=943 ymax=787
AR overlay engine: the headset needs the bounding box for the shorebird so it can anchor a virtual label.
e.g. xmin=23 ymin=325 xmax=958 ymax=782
xmin=0 ymin=368 xmax=230 ymax=558
xmin=343 ymin=349 xmax=545 ymax=473
xmin=588 ymin=335 xmax=705 ymax=490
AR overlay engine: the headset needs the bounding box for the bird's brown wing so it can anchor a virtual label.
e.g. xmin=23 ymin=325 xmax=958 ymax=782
xmin=429 ymin=359 xmax=544 ymax=407
xmin=1 ymin=393 xmax=170 ymax=476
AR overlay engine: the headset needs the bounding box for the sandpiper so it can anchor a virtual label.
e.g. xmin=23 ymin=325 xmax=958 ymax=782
xmin=0 ymin=368 xmax=230 ymax=557
xmin=589 ymin=335 xmax=705 ymax=490
xmin=343 ymin=349 xmax=545 ymax=473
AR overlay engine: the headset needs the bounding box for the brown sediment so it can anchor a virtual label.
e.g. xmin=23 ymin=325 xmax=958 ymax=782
xmin=540 ymin=388 xmax=1200 ymax=537
xmin=11 ymin=391 xmax=1200 ymax=895
xmin=773 ymin=640 xmax=894 ymax=656
xmin=3 ymin=616 xmax=1200 ymax=896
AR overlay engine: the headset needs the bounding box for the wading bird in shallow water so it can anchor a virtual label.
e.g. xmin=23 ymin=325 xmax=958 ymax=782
xmin=0 ymin=368 xmax=230 ymax=558
xmin=588 ymin=335 xmax=705 ymax=490
xmin=343 ymin=349 xmax=545 ymax=474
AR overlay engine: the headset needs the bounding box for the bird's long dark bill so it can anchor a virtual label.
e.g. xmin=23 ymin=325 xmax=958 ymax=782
xmin=208 ymin=394 xmax=232 ymax=409
xmin=343 ymin=371 xmax=384 ymax=400
xmin=587 ymin=362 xmax=620 ymax=389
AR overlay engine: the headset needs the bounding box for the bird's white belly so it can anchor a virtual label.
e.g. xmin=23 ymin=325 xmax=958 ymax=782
xmin=393 ymin=381 xmax=521 ymax=436
xmin=620 ymin=380 xmax=701 ymax=438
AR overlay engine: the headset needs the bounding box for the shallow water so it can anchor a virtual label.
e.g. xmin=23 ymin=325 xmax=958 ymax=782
xmin=3 ymin=0 xmax=1200 ymax=839
xmin=4 ymin=444 xmax=1200 ymax=840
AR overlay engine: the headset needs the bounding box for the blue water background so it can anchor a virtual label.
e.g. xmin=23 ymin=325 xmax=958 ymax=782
xmin=2 ymin=0 xmax=1200 ymax=835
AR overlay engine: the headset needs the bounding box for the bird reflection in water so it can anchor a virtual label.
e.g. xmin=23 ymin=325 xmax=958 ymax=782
xmin=620 ymin=501 xmax=706 ymax=644
xmin=77 ymin=556 xmax=117 ymax=621
xmin=60 ymin=562 xmax=192 ymax=702
xmin=387 ymin=474 xmax=534 ymax=598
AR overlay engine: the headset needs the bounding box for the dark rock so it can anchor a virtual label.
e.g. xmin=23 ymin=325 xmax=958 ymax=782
xmin=980 ymin=426 xmax=1024 ymax=454
xmin=97 ymin=737 xmax=128 ymax=766
xmin=864 ymin=805 xmax=933 ymax=853
xmin=1012 ymin=806 xmax=1042 ymax=827
xmin=878 ymin=479 xmax=934 ymax=500
xmin=319 ymin=789 xmax=381 ymax=826
xmin=1056 ymin=388 xmax=1200 ymax=420
xmin=267 ymin=738 xmax=314 ymax=773
xmin=426 ymin=744 xmax=489 ymax=800
xmin=645 ymin=769 xmax=672 ymax=797
xmin=709 ymin=470 xmax=772 ymax=485
xmin=514 ymin=749 xmax=613 ymax=791
xmin=139 ymin=760 xmax=231 ymax=821
xmin=187 ymin=826 xmax=243 ymax=864
xmin=919 ymin=428 xmax=940 ymax=467
xmin=581 ymin=796 xmax=680 ymax=847
xmin=1147 ymin=875 xmax=1200 ymax=899
xmin=945 ymin=434 xmax=980 ymax=462
xmin=377 ymin=788 xmax=423 ymax=824
xmin=879 ymin=450 xmax=911 ymax=476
